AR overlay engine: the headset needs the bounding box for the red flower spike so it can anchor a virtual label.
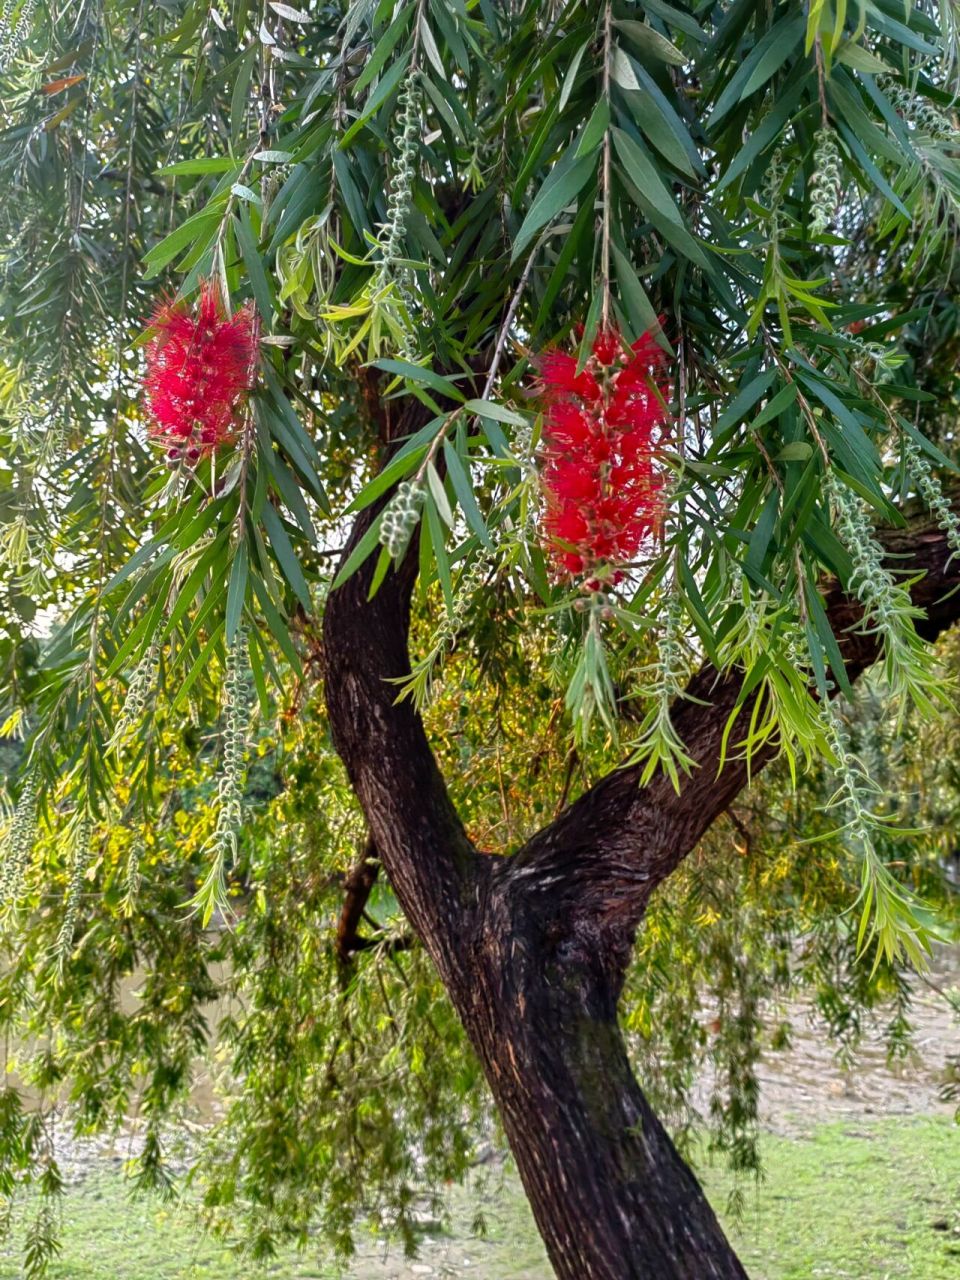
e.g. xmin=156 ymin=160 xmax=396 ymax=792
xmin=144 ymin=282 xmax=258 ymax=458
xmin=536 ymin=323 xmax=669 ymax=586
xmin=539 ymin=350 xmax=602 ymax=403
xmin=592 ymin=326 xmax=621 ymax=366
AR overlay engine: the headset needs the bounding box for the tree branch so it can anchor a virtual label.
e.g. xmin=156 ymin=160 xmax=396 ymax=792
xmin=335 ymin=840 xmax=416 ymax=960
xmin=323 ymin=386 xmax=485 ymax=987
xmin=326 ymin=371 xmax=960 ymax=986
xmin=507 ymin=504 xmax=960 ymax=929
xmin=335 ymin=838 xmax=379 ymax=963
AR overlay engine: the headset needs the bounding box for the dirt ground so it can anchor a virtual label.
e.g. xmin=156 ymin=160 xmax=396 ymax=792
xmin=716 ymin=956 xmax=959 ymax=1138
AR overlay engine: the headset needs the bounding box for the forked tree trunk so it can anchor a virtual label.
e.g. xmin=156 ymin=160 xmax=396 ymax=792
xmin=455 ymin=880 xmax=748 ymax=1279
xmin=323 ymin=393 xmax=960 ymax=1279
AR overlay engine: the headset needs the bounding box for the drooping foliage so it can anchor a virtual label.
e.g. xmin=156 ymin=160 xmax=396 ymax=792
xmin=1 ymin=0 xmax=960 ymax=1271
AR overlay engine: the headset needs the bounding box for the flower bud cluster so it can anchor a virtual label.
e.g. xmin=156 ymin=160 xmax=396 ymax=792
xmin=0 ymin=767 xmax=37 ymax=907
xmin=879 ymin=76 xmax=956 ymax=140
xmin=213 ymin=632 xmax=252 ymax=863
xmin=56 ymin=812 xmax=93 ymax=971
xmin=808 ymin=127 xmax=842 ymax=236
xmin=377 ymin=71 xmax=421 ymax=279
xmin=657 ymin=590 xmax=685 ymax=681
xmin=431 ymin=554 xmax=490 ymax=652
xmin=373 ymin=70 xmax=421 ymax=359
xmin=763 ymin=147 xmax=786 ymax=238
xmin=819 ymin=695 xmax=878 ymax=846
xmin=378 ymin=480 xmax=425 ymax=559
xmin=109 ymin=646 xmax=159 ymax=749
xmin=828 ymin=472 xmax=903 ymax=628
xmin=845 ymin=334 xmax=904 ymax=379
xmin=0 ymin=0 xmax=37 ymax=72
xmin=902 ymin=435 xmax=960 ymax=564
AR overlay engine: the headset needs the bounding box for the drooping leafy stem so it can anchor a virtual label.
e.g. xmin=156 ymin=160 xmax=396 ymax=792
xmin=188 ymin=627 xmax=252 ymax=926
xmin=0 ymin=765 xmax=36 ymax=912
xmin=902 ymin=432 xmax=960 ymax=563
xmin=566 ymin=592 xmax=619 ymax=747
xmin=627 ymin=584 xmax=695 ymax=791
xmin=625 ymin=335 xmax=695 ymax=790
xmin=816 ymin=693 xmax=934 ymax=972
xmin=321 ymin=0 xmax=428 ymax=362
xmin=825 ymin=470 xmax=942 ymax=715
xmin=55 ymin=809 xmax=93 ymax=975
xmin=68 ymin=0 xmax=146 ymax=856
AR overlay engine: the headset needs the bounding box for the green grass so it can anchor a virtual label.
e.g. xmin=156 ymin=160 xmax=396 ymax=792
xmin=712 ymin=1116 xmax=960 ymax=1280
xmin=0 ymin=1116 xmax=957 ymax=1278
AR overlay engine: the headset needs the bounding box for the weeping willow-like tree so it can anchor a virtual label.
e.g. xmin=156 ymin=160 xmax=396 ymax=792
xmin=2 ymin=0 xmax=960 ymax=1275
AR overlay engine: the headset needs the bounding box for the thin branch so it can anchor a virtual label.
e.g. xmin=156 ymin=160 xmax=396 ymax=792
xmin=505 ymin=498 xmax=960 ymax=930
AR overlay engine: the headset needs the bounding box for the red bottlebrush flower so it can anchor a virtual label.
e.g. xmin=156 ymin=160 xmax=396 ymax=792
xmin=539 ymin=350 xmax=602 ymax=403
xmin=537 ymin=324 xmax=669 ymax=587
xmin=592 ymin=326 xmax=622 ymax=366
xmin=144 ymin=282 xmax=258 ymax=463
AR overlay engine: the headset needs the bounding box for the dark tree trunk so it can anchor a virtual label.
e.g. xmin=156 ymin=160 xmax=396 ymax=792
xmin=458 ymin=875 xmax=748 ymax=1280
xmin=323 ymin=393 xmax=960 ymax=1279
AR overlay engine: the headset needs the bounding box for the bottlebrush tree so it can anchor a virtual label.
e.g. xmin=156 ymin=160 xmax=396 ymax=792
xmin=1 ymin=0 xmax=960 ymax=1276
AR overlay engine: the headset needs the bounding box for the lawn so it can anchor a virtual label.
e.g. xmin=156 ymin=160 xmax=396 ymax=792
xmin=0 ymin=1115 xmax=956 ymax=1279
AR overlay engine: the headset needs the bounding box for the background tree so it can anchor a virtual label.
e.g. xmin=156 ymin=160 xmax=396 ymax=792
xmin=1 ymin=0 xmax=960 ymax=1276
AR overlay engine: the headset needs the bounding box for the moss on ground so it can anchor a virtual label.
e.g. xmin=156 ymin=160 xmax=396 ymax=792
xmin=0 ymin=1115 xmax=956 ymax=1278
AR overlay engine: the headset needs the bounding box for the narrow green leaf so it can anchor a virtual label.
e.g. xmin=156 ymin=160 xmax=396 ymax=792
xmin=741 ymin=20 xmax=803 ymax=96
xmin=776 ymin=440 xmax=813 ymax=462
xmin=372 ymin=358 xmax=467 ymax=401
xmin=426 ymin=460 xmax=454 ymax=528
xmin=157 ymin=157 xmax=237 ymax=177
xmin=261 ymin=503 xmax=312 ymax=610
xmin=226 ymin=542 xmax=248 ymax=643
xmin=559 ymin=39 xmax=590 ymax=112
xmin=611 ymin=127 xmax=683 ymax=227
xmin=463 ymin=398 xmax=528 ymax=427
xmin=576 ymin=99 xmax=611 ymax=159
xmin=618 ymin=54 xmax=703 ymax=178
xmin=613 ymin=18 xmax=685 ymax=65
xmin=443 ymin=440 xmax=492 ymax=547
xmin=425 ymin=497 xmax=453 ymax=610
xmin=354 ymin=7 xmax=414 ymax=94
xmin=331 ymin=515 xmax=384 ymax=589
xmin=713 ymin=369 xmax=775 ymax=446
xmin=172 ymin=626 xmax=224 ymax=713
xmin=750 ymin=381 xmax=798 ymax=430
xmin=512 ymin=148 xmax=598 ymax=261
xmin=142 ymin=202 xmax=224 ymax=276
xmin=236 ymin=205 xmax=274 ymax=320
xmin=250 ymin=571 xmax=302 ymax=673
xmin=805 ymin=579 xmax=853 ymax=695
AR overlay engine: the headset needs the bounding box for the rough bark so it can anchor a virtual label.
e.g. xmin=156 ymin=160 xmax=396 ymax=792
xmin=323 ymin=416 xmax=960 ymax=1279
xmin=463 ymin=871 xmax=749 ymax=1280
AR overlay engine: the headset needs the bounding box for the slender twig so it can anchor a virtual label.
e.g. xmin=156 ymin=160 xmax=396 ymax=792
xmin=600 ymin=0 xmax=613 ymax=332
xmin=481 ymin=239 xmax=541 ymax=402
